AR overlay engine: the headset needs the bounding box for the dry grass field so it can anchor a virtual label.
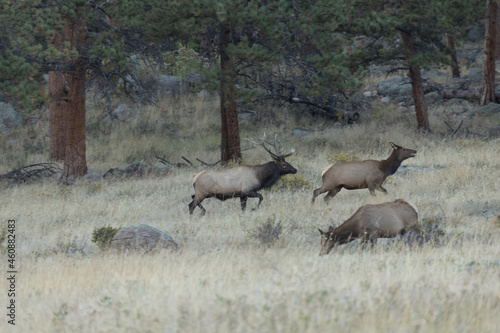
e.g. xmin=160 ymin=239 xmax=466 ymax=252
xmin=1 ymin=95 xmax=500 ymax=333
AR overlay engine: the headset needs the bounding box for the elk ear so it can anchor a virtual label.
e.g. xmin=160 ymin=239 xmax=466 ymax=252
xmin=318 ymin=228 xmax=324 ymax=235
xmin=390 ymin=142 xmax=401 ymax=149
xmin=328 ymin=226 xmax=334 ymax=232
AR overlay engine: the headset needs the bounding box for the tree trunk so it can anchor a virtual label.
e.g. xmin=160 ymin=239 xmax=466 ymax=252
xmin=495 ymin=4 xmax=500 ymax=59
xmin=219 ymin=23 xmax=241 ymax=165
xmin=446 ymin=33 xmax=460 ymax=78
xmin=481 ymin=0 xmax=498 ymax=106
xmin=48 ymin=23 xmax=70 ymax=162
xmin=400 ymin=30 xmax=430 ymax=131
xmin=62 ymin=15 xmax=87 ymax=181
xmin=49 ymin=15 xmax=88 ymax=181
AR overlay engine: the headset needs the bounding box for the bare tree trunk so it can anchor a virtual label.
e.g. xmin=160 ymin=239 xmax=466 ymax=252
xmin=62 ymin=15 xmax=87 ymax=181
xmin=400 ymin=30 xmax=430 ymax=131
xmin=481 ymin=0 xmax=498 ymax=106
xmin=219 ymin=23 xmax=241 ymax=165
xmin=446 ymin=33 xmax=460 ymax=78
xmin=49 ymin=15 xmax=87 ymax=181
xmin=495 ymin=4 xmax=500 ymax=59
xmin=48 ymin=23 xmax=69 ymax=162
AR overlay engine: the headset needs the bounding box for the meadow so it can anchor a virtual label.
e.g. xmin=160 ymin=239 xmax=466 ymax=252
xmin=1 ymin=94 xmax=500 ymax=332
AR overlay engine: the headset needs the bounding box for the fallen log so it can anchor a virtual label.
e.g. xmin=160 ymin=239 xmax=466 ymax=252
xmin=440 ymin=88 xmax=500 ymax=103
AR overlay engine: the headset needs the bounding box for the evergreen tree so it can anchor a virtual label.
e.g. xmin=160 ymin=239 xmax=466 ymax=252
xmin=0 ymin=0 xmax=153 ymax=180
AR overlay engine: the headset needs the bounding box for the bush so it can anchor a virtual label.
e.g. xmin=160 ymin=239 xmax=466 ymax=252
xmin=92 ymin=225 xmax=120 ymax=251
xmin=274 ymin=174 xmax=311 ymax=191
xmin=251 ymin=216 xmax=283 ymax=246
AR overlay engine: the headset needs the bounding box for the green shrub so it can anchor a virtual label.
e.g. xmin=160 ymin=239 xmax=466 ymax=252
xmin=92 ymin=225 xmax=120 ymax=251
xmin=274 ymin=174 xmax=311 ymax=191
xmin=327 ymin=153 xmax=360 ymax=164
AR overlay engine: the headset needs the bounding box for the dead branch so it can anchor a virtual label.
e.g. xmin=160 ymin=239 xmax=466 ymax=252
xmin=0 ymin=163 xmax=62 ymax=183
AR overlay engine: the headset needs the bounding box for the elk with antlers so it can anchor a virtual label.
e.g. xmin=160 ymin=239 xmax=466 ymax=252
xmin=189 ymin=136 xmax=297 ymax=215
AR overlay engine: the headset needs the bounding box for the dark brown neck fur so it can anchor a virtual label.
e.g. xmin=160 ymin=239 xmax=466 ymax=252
xmin=379 ymin=150 xmax=404 ymax=177
xmin=255 ymin=162 xmax=281 ymax=188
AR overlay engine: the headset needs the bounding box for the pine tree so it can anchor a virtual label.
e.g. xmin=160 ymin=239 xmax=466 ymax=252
xmin=0 ymin=1 xmax=152 ymax=180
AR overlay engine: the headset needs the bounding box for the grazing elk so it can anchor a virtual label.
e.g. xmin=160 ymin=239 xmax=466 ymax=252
xmin=312 ymin=142 xmax=416 ymax=204
xmin=318 ymin=199 xmax=418 ymax=256
xmin=189 ymin=137 xmax=297 ymax=215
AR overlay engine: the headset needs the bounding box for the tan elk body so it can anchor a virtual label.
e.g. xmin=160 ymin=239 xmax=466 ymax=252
xmin=312 ymin=142 xmax=416 ymax=204
xmin=189 ymin=140 xmax=296 ymax=215
xmin=319 ymin=199 xmax=418 ymax=256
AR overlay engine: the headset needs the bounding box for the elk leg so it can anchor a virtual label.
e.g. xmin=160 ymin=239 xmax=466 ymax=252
xmin=323 ymin=187 xmax=341 ymax=203
xmin=240 ymin=196 xmax=248 ymax=211
xmin=245 ymin=191 xmax=263 ymax=210
xmin=189 ymin=196 xmax=206 ymax=215
xmin=376 ymin=184 xmax=388 ymax=194
xmin=367 ymin=182 xmax=377 ymax=196
xmin=312 ymin=187 xmax=326 ymax=204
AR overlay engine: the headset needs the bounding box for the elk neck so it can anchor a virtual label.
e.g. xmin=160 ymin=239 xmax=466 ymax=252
xmin=330 ymin=222 xmax=357 ymax=245
xmin=379 ymin=150 xmax=404 ymax=177
xmin=256 ymin=161 xmax=282 ymax=188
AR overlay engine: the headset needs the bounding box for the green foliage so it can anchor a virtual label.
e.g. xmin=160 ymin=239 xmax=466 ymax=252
xmin=92 ymin=225 xmax=120 ymax=251
xmin=274 ymin=174 xmax=311 ymax=191
xmin=327 ymin=153 xmax=360 ymax=164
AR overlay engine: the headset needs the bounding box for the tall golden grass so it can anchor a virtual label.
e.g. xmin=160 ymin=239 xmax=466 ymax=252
xmin=1 ymin=95 xmax=500 ymax=333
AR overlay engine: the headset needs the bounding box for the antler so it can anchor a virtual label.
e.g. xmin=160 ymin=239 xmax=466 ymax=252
xmin=246 ymin=133 xmax=294 ymax=159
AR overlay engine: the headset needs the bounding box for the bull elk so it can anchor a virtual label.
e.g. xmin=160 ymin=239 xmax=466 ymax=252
xmin=189 ymin=136 xmax=297 ymax=215
xmin=312 ymin=142 xmax=416 ymax=204
xmin=318 ymin=199 xmax=418 ymax=256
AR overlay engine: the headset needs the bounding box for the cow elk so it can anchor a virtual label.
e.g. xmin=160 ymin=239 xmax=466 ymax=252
xmin=189 ymin=136 xmax=297 ymax=215
xmin=312 ymin=142 xmax=416 ymax=204
xmin=318 ymin=199 xmax=418 ymax=256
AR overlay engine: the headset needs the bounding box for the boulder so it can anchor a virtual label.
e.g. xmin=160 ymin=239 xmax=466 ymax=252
xmin=156 ymin=75 xmax=189 ymax=97
xmin=461 ymin=103 xmax=500 ymax=133
xmin=82 ymin=172 xmax=104 ymax=183
xmin=377 ymin=77 xmax=413 ymax=97
xmin=0 ymin=102 xmax=23 ymax=134
xmin=110 ymin=224 xmax=178 ymax=253
xmin=104 ymin=104 xmax=135 ymax=125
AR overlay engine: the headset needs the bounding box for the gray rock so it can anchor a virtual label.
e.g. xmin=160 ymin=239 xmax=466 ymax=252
xmin=377 ymin=77 xmax=413 ymax=97
xmin=110 ymin=224 xmax=178 ymax=253
xmin=156 ymin=75 xmax=189 ymax=97
xmin=464 ymin=67 xmax=483 ymax=82
xmin=486 ymin=125 xmax=500 ymax=139
xmin=82 ymin=172 xmax=103 ymax=183
xmin=425 ymin=91 xmax=443 ymax=104
xmin=0 ymin=102 xmax=23 ymax=133
xmin=104 ymin=104 xmax=135 ymax=125
xmin=291 ymin=127 xmax=314 ymax=137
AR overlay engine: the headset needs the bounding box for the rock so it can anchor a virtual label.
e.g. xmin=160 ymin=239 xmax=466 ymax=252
xmin=380 ymin=96 xmax=391 ymax=104
xmin=0 ymin=102 xmax=23 ymax=134
xmin=291 ymin=127 xmax=315 ymax=137
xmin=425 ymin=91 xmax=443 ymax=104
xmin=461 ymin=103 xmax=500 ymax=133
xmin=156 ymin=75 xmax=189 ymax=97
xmin=82 ymin=172 xmax=103 ymax=183
xmin=486 ymin=125 xmax=500 ymax=139
xmin=464 ymin=67 xmax=483 ymax=82
xmin=104 ymin=104 xmax=135 ymax=125
xmin=103 ymin=161 xmax=170 ymax=179
xmin=444 ymin=98 xmax=468 ymax=107
xmin=377 ymin=77 xmax=413 ymax=97
xmin=110 ymin=224 xmax=178 ymax=253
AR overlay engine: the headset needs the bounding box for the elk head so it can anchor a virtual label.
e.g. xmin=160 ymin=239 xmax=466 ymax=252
xmin=318 ymin=226 xmax=336 ymax=256
xmin=390 ymin=142 xmax=417 ymax=161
